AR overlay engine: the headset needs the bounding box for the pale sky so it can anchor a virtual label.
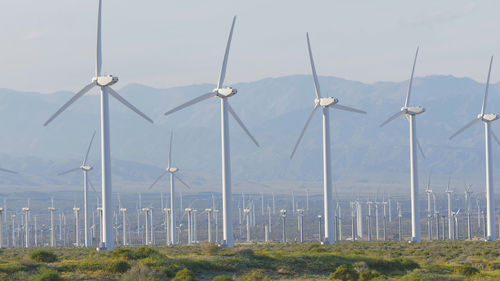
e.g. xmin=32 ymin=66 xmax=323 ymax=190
xmin=0 ymin=0 xmax=499 ymax=93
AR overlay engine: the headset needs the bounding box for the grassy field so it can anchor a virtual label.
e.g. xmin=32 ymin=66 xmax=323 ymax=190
xmin=0 ymin=241 xmax=499 ymax=280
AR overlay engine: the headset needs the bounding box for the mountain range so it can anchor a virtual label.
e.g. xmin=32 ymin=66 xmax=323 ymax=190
xmin=0 ymin=74 xmax=499 ymax=195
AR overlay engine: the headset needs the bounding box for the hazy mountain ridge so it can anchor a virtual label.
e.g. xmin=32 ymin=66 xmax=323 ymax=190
xmin=0 ymin=74 xmax=499 ymax=193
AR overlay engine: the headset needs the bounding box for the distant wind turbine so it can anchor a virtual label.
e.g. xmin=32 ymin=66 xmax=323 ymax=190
xmin=449 ymin=56 xmax=499 ymax=241
xmin=43 ymin=0 xmax=153 ymax=250
xmin=149 ymin=132 xmax=191 ymax=245
xmin=163 ymin=16 xmax=259 ymax=247
xmin=290 ymin=33 xmax=366 ymax=244
xmin=380 ymin=47 xmax=425 ymax=242
xmin=58 ymin=131 xmax=96 ymax=247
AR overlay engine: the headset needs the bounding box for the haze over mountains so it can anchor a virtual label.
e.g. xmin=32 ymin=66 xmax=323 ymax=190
xmin=0 ymin=74 xmax=499 ymax=194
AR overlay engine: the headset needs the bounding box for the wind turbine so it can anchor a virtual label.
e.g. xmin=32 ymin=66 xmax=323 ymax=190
xmin=43 ymin=0 xmax=153 ymax=250
xmin=449 ymin=56 xmax=498 ymax=241
xmin=48 ymin=198 xmax=56 ymax=247
xmin=0 ymin=207 xmax=4 ymax=248
xmin=465 ymin=185 xmax=473 ymax=240
xmin=149 ymin=132 xmax=192 ymax=245
xmin=290 ymin=33 xmax=366 ymax=244
xmin=380 ymin=47 xmax=425 ymax=242
xmin=58 ymin=132 xmax=96 ymax=247
xmin=163 ymin=16 xmax=259 ymax=247
xmin=445 ymin=178 xmax=453 ymax=240
xmin=425 ymin=169 xmax=433 ymax=240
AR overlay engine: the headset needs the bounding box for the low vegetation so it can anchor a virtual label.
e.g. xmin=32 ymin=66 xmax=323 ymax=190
xmin=0 ymin=241 xmax=498 ymax=280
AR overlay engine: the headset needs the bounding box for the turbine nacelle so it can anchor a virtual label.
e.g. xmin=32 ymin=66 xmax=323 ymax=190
xmin=167 ymin=167 xmax=179 ymax=173
xmin=214 ymin=87 xmax=237 ymax=98
xmin=93 ymin=75 xmax=119 ymax=87
xmin=478 ymin=113 xmax=499 ymax=122
xmin=401 ymin=106 xmax=425 ymax=115
xmin=315 ymin=97 xmax=339 ymax=108
xmin=80 ymin=165 xmax=93 ymax=172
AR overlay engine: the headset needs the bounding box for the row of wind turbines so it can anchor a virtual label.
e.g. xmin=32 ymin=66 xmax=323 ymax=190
xmin=0 ymin=188 xmax=490 ymax=248
xmin=1 ymin=0 xmax=498 ymax=250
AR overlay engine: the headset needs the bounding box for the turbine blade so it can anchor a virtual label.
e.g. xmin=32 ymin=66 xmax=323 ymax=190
xmin=96 ymin=0 xmax=102 ymax=76
xmin=217 ymin=16 xmax=236 ymax=89
xmin=491 ymin=130 xmax=500 ymax=147
xmin=290 ymin=105 xmax=320 ymax=159
xmin=0 ymin=167 xmax=18 ymax=174
xmin=87 ymin=178 xmax=101 ymax=203
xmin=449 ymin=118 xmax=481 ymax=140
xmin=175 ymin=174 xmax=191 ymax=190
xmin=44 ymin=82 xmax=96 ymax=126
xmin=107 ymin=87 xmax=154 ymax=124
xmin=168 ymin=131 xmax=173 ymax=168
xmin=227 ymin=103 xmax=259 ymax=147
xmin=149 ymin=171 xmax=168 ymax=190
xmin=481 ymin=56 xmax=494 ymax=115
xmin=426 ymin=167 xmax=433 ymax=188
xmin=58 ymin=167 xmax=80 ymax=176
xmin=404 ymin=47 xmax=419 ymax=108
xmin=379 ymin=111 xmax=404 ymax=128
xmin=332 ymin=104 xmax=366 ymax=114
xmin=83 ymin=131 xmax=97 ymax=165
xmin=417 ymin=137 xmax=425 ymax=159
xmin=306 ymin=33 xmax=321 ymax=99
xmin=164 ymin=92 xmax=216 ymax=116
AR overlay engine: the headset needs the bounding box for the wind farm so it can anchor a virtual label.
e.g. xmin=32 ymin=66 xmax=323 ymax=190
xmin=1 ymin=0 xmax=500 ymax=280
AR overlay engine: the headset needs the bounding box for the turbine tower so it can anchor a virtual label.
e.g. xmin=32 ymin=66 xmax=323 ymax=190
xmin=43 ymin=0 xmax=153 ymax=250
xmin=22 ymin=205 xmax=30 ymax=248
xmin=290 ymin=33 xmax=366 ymax=244
xmin=465 ymin=185 xmax=473 ymax=240
xmin=149 ymin=132 xmax=192 ymax=245
xmin=58 ymin=131 xmax=96 ymax=247
xmin=73 ymin=206 xmax=81 ymax=247
xmin=425 ymin=169 xmax=433 ymax=240
xmin=48 ymin=198 xmax=56 ymax=247
xmin=449 ymin=56 xmax=498 ymax=241
xmin=445 ymin=178 xmax=453 ymax=240
xmin=163 ymin=16 xmax=259 ymax=247
xmin=380 ymin=47 xmax=425 ymax=242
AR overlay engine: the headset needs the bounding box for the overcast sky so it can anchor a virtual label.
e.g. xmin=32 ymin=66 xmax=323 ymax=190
xmin=0 ymin=0 xmax=499 ymax=93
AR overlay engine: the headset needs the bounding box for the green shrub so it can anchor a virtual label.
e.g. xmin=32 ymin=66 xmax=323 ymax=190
xmin=36 ymin=268 xmax=64 ymax=281
xmin=329 ymin=264 xmax=359 ymax=281
xmin=359 ymin=270 xmax=383 ymax=281
xmin=235 ymin=249 xmax=254 ymax=258
xmin=455 ymin=264 xmax=480 ymax=276
xmin=112 ymin=248 xmax=136 ymax=260
xmin=77 ymin=258 xmax=105 ymax=271
xmin=135 ymin=246 xmax=159 ymax=259
xmin=172 ymin=268 xmax=197 ymax=281
xmin=30 ymin=250 xmax=58 ymax=263
xmin=119 ymin=264 xmax=157 ymax=281
xmin=237 ymin=269 xmax=266 ymax=281
xmin=108 ymin=260 xmax=131 ymax=273
xmin=0 ymin=262 xmax=28 ymax=274
xmin=309 ymin=245 xmax=327 ymax=253
xmin=400 ymin=259 xmax=419 ymax=271
xmin=213 ymin=275 xmax=234 ymax=281
xmin=202 ymin=243 xmax=221 ymax=256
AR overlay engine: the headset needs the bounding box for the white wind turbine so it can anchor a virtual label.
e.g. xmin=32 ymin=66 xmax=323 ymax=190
xmin=163 ymin=16 xmax=259 ymax=247
xmin=449 ymin=56 xmax=499 ymax=241
xmin=58 ymin=131 xmax=96 ymax=247
xmin=380 ymin=47 xmax=425 ymax=242
xmin=43 ymin=0 xmax=153 ymax=250
xmin=445 ymin=178 xmax=453 ymax=240
xmin=290 ymin=33 xmax=366 ymax=244
xmin=425 ymin=169 xmax=433 ymax=240
xmin=149 ymin=132 xmax=192 ymax=245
